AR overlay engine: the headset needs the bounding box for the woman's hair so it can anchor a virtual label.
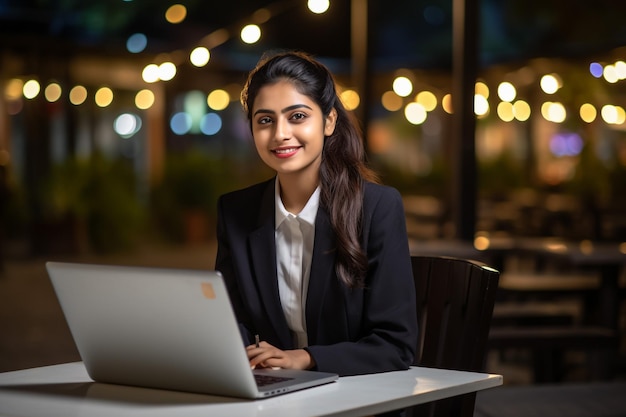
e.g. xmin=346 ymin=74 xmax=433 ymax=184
xmin=241 ymin=50 xmax=378 ymax=288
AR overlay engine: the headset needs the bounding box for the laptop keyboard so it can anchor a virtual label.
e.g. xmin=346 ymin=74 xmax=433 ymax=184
xmin=254 ymin=373 xmax=294 ymax=387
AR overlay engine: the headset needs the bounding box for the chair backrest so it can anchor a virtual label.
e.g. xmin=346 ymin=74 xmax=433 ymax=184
xmin=408 ymin=255 xmax=500 ymax=417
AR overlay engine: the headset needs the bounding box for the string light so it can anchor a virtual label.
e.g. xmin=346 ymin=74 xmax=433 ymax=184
xmin=392 ymin=76 xmax=413 ymax=97
xmin=241 ymin=24 xmax=261 ymax=44
xmin=4 ymin=3 xmax=626 ymax=140
xmin=308 ymin=0 xmax=330 ymax=14
xmin=22 ymin=80 xmax=40 ymax=99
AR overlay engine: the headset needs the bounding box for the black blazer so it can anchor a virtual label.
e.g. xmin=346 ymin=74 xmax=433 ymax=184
xmin=215 ymin=178 xmax=418 ymax=376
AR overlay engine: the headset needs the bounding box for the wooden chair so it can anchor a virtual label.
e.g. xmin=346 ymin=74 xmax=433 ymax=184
xmin=407 ymin=255 xmax=500 ymax=417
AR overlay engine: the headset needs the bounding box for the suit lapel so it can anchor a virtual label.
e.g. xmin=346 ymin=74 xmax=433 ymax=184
xmin=305 ymin=207 xmax=336 ymax=344
xmin=248 ymin=178 xmax=293 ymax=348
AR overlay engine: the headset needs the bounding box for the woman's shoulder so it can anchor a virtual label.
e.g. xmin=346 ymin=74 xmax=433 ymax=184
xmin=362 ymin=181 xmax=404 ymax=211
xmin=363 ymin=181 xmax=402 ymax=200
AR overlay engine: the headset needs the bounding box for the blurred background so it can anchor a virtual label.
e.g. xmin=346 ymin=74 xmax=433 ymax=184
xmin=1 ymin=0 xmax=626 ymax=254
xmin=1 ymin=0 xmax=625 ymax=408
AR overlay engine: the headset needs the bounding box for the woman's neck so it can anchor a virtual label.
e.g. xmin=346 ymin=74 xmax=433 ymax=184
xmin=277 ymin=173 xmax=319 ymax=215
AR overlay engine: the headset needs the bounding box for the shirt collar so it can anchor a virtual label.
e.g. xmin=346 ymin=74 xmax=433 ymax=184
xmin=275 ymin=178 xmax=320 ymax=230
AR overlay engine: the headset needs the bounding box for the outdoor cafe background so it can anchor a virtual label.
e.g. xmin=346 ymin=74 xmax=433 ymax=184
xmin=1 ymin=0 xmax=625 ymax=257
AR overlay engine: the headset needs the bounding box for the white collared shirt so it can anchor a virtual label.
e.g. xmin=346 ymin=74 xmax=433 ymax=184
xmin=274 ymin=179 xmax=319 ymax=348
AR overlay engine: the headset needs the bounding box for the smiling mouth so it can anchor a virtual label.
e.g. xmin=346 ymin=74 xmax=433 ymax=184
xmin=273 ymin=147 xmax=300 ymax=155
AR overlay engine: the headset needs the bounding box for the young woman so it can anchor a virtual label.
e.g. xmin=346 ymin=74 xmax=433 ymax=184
xmin=215 ymin=51 xmax=417 ymax=377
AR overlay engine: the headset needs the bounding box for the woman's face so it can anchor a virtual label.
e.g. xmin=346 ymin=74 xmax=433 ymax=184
xmin=250 ymin=80 xmax=336 ymax=180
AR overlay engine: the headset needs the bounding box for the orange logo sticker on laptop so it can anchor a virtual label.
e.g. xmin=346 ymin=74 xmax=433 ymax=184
xmin=201 ymin=282 xmax=216 ymax=299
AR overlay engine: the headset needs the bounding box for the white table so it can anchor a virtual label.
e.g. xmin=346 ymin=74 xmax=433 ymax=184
xmin=0 ymin=362 xmax=502 ymax=417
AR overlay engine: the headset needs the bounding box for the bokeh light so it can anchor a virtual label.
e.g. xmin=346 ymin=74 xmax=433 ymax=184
xmin=307 ymin=0 xmax=330 ymax=14
xmin=165 ymin=4 xmax=187 ymax=24
xmin=95 ymin=87 xmax=113 ymax=107
xmin=207 ymin=89 xmax=230 ymax=111
xmin=513 ymin=100 xmax=531 ymax=121
xmin=601 ymin=104 xmax=626 ymax=124
xmin=603 ymin=65 xmax=619 ymax=83
xmin=392 ymin=76 xmax=413 ymax=97
xmin=615 ymin=107 xmax=626 ymax=125
xmin=5 ymin=79 xmax=24 ymax=100
xmin=200 ymin=113 xmax=222 ymax=135
xmin=23 ymin=79 xmax=40 ymax=99
xmin=170 ymin=112 xmax=192 ymax=135
xmin=475 ymin=81 xmax=489 ymax=98
xmin=442 ymin=94 xmax=453 ymax=114
xmin=497 ymin=82 xmax=516 ymax=102
xmin=158 ymin=62 xmax=177 ymax=81
xmin=126 ymin=33 xmax=147 ymax=53
xmin=340 ymin=89 xmax=360 ymax=111
xmin=44 ymin=82 xmax=62 ymax=102
xmin=550 ymin=132 xmax=583 ymax=156
xmin=540 ymin=74 xmax=561 ymax=94
xmin=589 ymin=62 xmax=603 ymax=78
xmin=541 ymin=101 xmax=567 ymax=123
xmin=185 ymin=90 xmax=207 ymax=133
xmin=241 ymin=24 xmax=261 ymax=44
xmin=142 ymin=64 xmax=160 ymax=83
xmin=616 ymin=61 xmax=626 ymax=80
xmin=474 ymin=94 xmax=489 ymax=117
xmin=381 ymin=91 xmax=403 ymax=111
xmin=190 ymin=47 xmax=210 ymax=67
xmin=580 ymin=103 xmax=597 ymax=123
xmin=497 ymin=101 xmax=514 ymax=122
xmin=415 ymin=91 xmax=437 ymax=111
xmin=135 ymin=89 xmax=155 ymax=110
xmin=474 ymin=232 xmax=490 ymax=250
xmin=404 ymin=102 xmax=427 ymax=125
xmin=114 ymin=113 xmax=142 ymax=138
xmin=69 ymin=85 xmax=88 ymax=105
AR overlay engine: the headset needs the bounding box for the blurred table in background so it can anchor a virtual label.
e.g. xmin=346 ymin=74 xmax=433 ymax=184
xmin=512 ymin=238 xmax=626 ymax=331
xmin=410 ymin=237 xmax=626 ymax=382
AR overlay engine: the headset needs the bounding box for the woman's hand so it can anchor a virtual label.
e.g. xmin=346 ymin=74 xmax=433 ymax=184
xmin=246 ymin=341 xmax=315 ymax=370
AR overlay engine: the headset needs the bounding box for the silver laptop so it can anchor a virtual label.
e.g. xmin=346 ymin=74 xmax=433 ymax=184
xmin=45 ymin=261 xmax=338 ymax=399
